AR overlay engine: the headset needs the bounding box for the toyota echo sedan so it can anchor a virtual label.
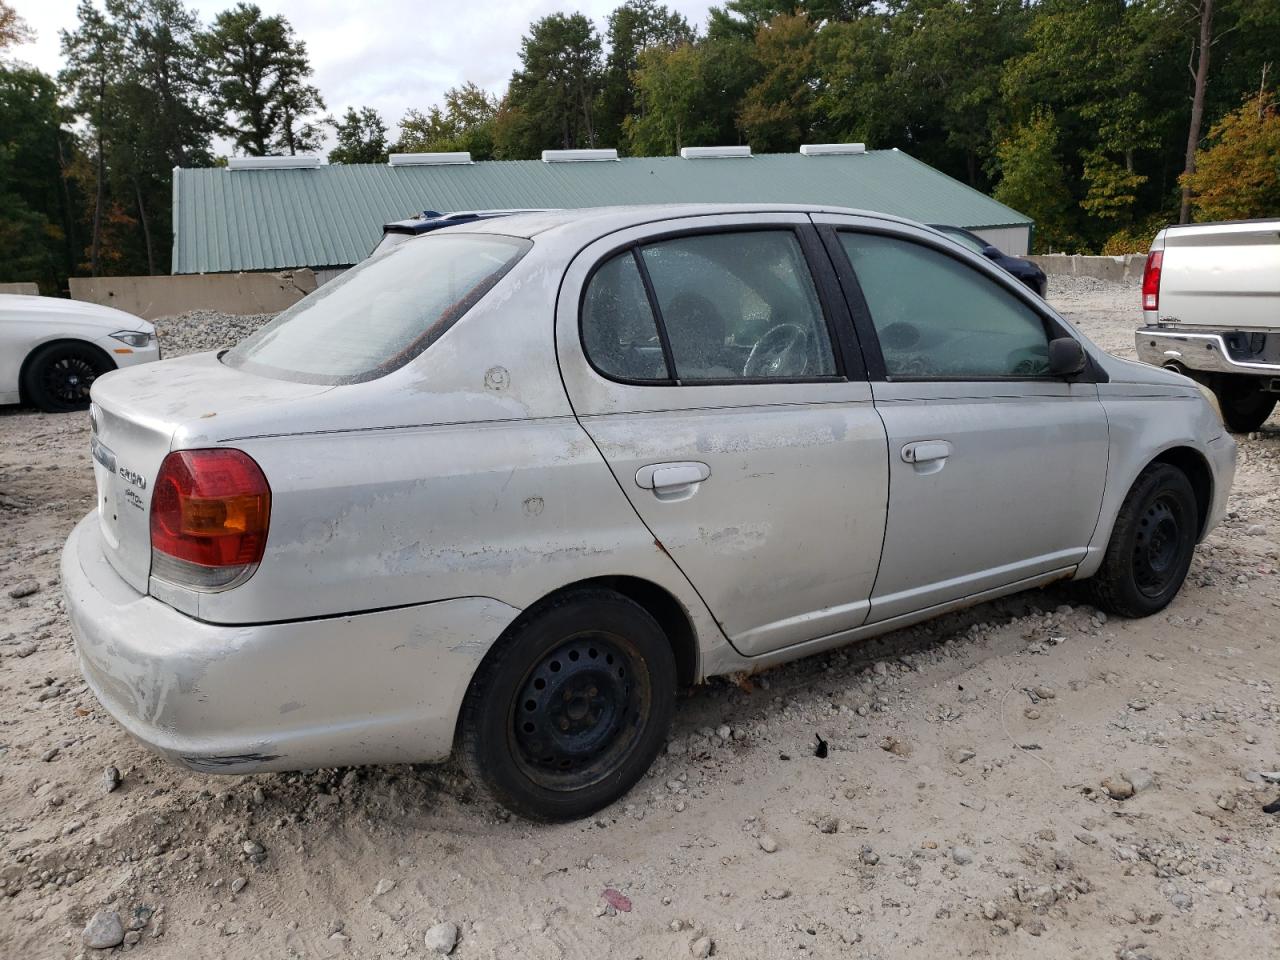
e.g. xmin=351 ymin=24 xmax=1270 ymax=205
xmin=64 ymin=205 xmax=1234 ymax=821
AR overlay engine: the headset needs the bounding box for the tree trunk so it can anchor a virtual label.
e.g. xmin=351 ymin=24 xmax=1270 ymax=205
xmin=134 ymin=179 xmax=155 ymax=276
xmin=1179 ymin=0 xmax=1214 ymax=224
xmin=55 ymin=132 xmax=79 ymax=289
xmin=91 ymin=110 xmax=104 ymax=277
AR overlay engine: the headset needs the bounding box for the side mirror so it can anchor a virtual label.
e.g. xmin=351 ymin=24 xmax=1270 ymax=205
xmin=981 ymin=245 xmax=1001 ymax=259
xmin=1048 ymin=337 xmax=1087 ymax=376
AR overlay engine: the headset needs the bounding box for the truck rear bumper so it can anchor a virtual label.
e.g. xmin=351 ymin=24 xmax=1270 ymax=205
xmin=1137 ymin=327 xmax=1280 ymax=378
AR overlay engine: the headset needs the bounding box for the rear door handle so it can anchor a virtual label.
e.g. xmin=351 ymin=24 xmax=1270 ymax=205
xmin=635 ymin=461 xmax=711 ymax=491
xmin=901 ymin=440 xmax=952 ymax=464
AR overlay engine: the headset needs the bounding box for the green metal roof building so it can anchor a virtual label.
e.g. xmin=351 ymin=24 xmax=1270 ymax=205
xmin=171 ymin=147 xmax=1033 ymax=276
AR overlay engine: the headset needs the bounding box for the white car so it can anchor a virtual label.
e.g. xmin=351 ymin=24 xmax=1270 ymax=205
xmin=0 ymin=294 xmax=159 ymax=412
xmin=63 ymin=205 xmax=1234 ymax=821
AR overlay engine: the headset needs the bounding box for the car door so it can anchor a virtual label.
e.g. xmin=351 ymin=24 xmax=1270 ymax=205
xmin=555 ymin=213 xmax=888 ymax=657
xmin=815 ymin=214 xmax=1110 ymax=623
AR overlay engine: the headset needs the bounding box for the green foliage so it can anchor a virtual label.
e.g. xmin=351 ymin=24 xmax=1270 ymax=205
xmin=738 ymin=14 xmax=818 ymax=152
xmin=1184 ymin=92 xmax=1280 ymax=221
xmin=496 ymin=13 xmax=603 ymax=158
xmin=397 ymin=83 xmax=499 ymax=159
xmin=624 ymin=43 xmax=709 ymax=154
xmin=1080 ymin=151 xmax=1148 ymax=223
xmin=597 ymin=1 xmax=695 ymax=147
xmin=201 ymin=2 xmax=324 ymax=157
xmin=328 ymin=107 xmax=388 ymax=165
xmin=0 ymin=66 xmax=75 ymax=290
xmin=992 ymin=110 xmax=1078 ymax=253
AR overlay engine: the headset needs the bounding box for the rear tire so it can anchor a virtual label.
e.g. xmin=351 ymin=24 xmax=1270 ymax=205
xmin=1212 ymin=375 xmax=1276 ymax=433
xmin=21 ymin=342 xmax=113 ymax=412
xmin=1088 ymin=464 xmax=1198 ymax=618
xmin=457 ymin=589 xmax=677 ymax=822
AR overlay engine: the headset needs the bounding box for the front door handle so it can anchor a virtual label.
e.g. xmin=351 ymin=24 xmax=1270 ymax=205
xmin=635 ymin=461 xmax=711 ymax=492
xmin=901 ymin=440 xmax=952 ymax=464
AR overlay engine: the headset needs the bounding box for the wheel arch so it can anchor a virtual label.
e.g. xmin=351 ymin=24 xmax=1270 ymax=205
xmin=18 ymin=338 xmax=116 ymax=404
xmin=1149 ymin=445 xmax=1213 ymax=539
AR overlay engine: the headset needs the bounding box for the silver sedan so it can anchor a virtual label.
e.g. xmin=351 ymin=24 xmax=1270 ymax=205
xmin=63 ymin=205 xmax=1234 ymax=820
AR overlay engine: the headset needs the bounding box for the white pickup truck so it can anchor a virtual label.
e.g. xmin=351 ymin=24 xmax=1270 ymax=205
xmin=1136 ymin=219 xmax=1280 ymax=432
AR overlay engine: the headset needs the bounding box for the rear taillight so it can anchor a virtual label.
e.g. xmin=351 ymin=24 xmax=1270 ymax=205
xmin=1142 ymin=250 xmax=1163 ymax=311
xmin=150 ymin=449 xmax=271 ymax=590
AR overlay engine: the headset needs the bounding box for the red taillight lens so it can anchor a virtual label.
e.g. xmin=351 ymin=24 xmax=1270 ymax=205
xmin=1142 ymin=250 xmax=1163 ymax=311
xmin=150 ymin=449 xmax=270 ymax=589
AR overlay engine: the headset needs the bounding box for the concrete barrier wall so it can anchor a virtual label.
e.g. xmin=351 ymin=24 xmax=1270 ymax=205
xmin=0 ymin=282 xmax=40 ymax=295
xmin=69 ymin=270 xmax=317 ymax=320
xmin=1027 ymin=254 xmax=1146 ymax=283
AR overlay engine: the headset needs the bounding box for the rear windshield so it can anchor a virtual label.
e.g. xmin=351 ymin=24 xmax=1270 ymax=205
xmin=223 ymin=233 xmax=531 ymax=384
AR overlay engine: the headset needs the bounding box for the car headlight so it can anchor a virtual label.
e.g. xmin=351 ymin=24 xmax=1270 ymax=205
xmin=109 ymin=330 xmax=153 ymax=348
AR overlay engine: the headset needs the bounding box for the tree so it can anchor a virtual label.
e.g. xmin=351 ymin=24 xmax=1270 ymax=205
xmin=328 ymin=106 xmax=388 ymax=164
xmin=397 ymin=82 xmax=499 ymax=158
xmin=738 ymin=14 xmax=818 ymax=151
xmin=992 ymin=109 xmax=1078 ymax=253
xmin=60 ymin=0 xmax=124 ymax=276
xmin=1179 ymin=0 xmax=1215 ymax=223
xmin=0 ymin=65 xmax=80 ymax=290
xmin=497 ymin=13 xmax=603 ymax=158
xmin=1182 ymin=91 xmax=1280 ymax=220
xmin=598 ymin=1 xmax=695 ymax=146
xmin=202 ymin=3 xmax=324 ymax=156
xmin=624 ymin=43 xmax=708 ymax=154
xmin=0 ymin=0 xmax=32 ymax=50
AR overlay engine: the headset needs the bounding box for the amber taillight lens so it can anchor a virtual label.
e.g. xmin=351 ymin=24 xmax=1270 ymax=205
xmin=150 ymin=449 xmax=270 ymax=590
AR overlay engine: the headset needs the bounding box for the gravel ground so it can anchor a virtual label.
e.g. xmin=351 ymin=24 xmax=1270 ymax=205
xmin=2 ymin=282 xmax=1279 ymax=959
xmin=152 ymin=311 xmax=274 ymax=358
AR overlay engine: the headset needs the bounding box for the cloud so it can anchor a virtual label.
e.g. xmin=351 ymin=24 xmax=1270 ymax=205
xmin=9 ymin=0 xmax=715 ymax=149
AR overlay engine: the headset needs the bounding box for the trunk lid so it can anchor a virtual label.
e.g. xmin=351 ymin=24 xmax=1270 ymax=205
xmin=89 ymin=353 xmax=331 ymax=593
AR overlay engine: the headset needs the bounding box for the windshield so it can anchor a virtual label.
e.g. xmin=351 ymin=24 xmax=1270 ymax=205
xmin=223 ymin=233 xmax=531 ymax=384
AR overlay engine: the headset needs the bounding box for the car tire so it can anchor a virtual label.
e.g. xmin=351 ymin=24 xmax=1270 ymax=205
xmin=1088 ymin=463 xmax=1198 ymax=618
xmin=21 ymin=342 xmax=113 ymax=413
xmin=1212 ymin=375 xmax=1276 ymax=433
xmin=456 ymin=588 xmax=677 ymax=822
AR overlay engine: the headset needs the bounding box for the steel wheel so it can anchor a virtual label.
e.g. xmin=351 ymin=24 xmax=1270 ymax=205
xmin=1132 ymin=495 xmax=1185 ymax=598
xmin=510 ymin=633 xmax=649 ymax=791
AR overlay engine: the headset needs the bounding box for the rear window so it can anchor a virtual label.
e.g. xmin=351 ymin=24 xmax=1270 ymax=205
xmin=223 ymin=233 xmax=531 ymax=384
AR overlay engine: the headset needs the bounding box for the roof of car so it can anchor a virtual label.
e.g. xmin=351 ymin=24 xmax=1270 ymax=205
xmin=445 ymin=203 xmax=917 ymax=241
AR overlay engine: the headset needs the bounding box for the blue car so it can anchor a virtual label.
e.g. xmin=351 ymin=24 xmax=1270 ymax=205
xmin=930 ymin=224 xmax=1048 ymax=297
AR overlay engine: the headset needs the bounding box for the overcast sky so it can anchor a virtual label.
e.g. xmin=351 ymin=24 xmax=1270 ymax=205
xmin=10 ymin=0 xmax=718 ymax=149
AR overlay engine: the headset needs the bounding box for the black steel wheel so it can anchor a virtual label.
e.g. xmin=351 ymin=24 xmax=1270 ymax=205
xmin=1089 ymin=463 xmax=1198 ymax=618
xmin=22 ymin=342 xmax=113 ymax=413
xmin=458 ymin=589 xmax=676 ymax=821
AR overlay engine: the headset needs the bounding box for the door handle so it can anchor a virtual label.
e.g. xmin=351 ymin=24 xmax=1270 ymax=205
xmin=635 ymin=461 xmax=711 ymax=491
xmin=901 ymin=440 xmax=952 ymax=464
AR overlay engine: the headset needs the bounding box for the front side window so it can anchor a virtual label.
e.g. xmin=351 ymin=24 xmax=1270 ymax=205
xmin=839 ymin=232 xmax=1050 ymax=380
xmin=224 ymin=233 xmax=531 ymax=384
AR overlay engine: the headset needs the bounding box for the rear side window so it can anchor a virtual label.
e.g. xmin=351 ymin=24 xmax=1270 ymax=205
xmin=840 ymin=232 xmax=1050 ymax=380
xmin=581 ymin=252 xmax=667 ymax=382
xmin=580 ymin=229 xmax=838 ymax=384
xmin=224 ymin=233 xmax=531 ymax=384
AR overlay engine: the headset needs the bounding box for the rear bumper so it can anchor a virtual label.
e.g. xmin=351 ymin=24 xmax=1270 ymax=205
xmin=1136 ymin=327 xmax=1280 ymax=377
xmin=61 ymin=512 xmax=519 ymax=773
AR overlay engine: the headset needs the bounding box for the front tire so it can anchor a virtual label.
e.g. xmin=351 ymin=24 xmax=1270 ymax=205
xmin=1212 ymin=375 xmax=1276 ymax=433
xmin=457 ymin=589 xmax=677 ymax=822
xmin=22 ymin=342 xmax=113 ymax=412
xmin=1088 ymin=464 xmax=1198 ymax=618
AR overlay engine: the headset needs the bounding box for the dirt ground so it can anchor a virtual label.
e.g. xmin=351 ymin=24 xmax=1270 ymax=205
xmin=2 ymin=278 xmax=1278 ymax=960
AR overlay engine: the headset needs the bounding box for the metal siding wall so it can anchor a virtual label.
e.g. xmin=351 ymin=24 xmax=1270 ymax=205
xmin=969 ymin=226 xmax=1030 ymax=256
